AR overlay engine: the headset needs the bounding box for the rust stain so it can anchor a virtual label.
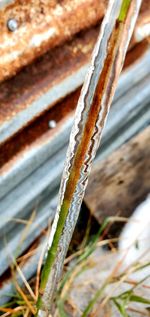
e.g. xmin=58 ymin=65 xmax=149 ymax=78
xmin=140 ymin=0 xmax=150 ymax=14
xmin=63 ymin=22 xmax=122 ymax=202
xmin=128 ymin=0 xmax=150 ymax=48
xmin=0 ymin=0 xmax=108 ymax=82
xmin=124 ymin=39 xmax=149 ymax=68
xmin=0 ymin=37 xmax=148 ymax=173
xmin=0 ymin=22 xmax=148 ymax=132
xmin=0 ymin=89 xmax=80 ymax=170
xmin=0 ymin=0 xmax=148 ymax=83
xmin=0 ymin=26 xmax=99 ymax=125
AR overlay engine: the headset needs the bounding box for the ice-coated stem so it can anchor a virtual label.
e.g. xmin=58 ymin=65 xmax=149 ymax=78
xmin=36 ymin=0 xmax=142 ymax=315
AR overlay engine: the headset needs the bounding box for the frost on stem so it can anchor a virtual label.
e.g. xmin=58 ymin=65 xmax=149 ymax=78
xmin=36 ymin=0 xmax=142 ymax=315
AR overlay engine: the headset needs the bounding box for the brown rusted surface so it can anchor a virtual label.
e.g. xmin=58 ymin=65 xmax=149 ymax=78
xmin=0 ymin=0 xmax=149 ymax=83
xmin=0 ymin=89 xmax=80 ymax=171
xmin=85 ymin=126 xmax=150 ymax=229
xmin=62 ymin=22 xmax=124 ymax=204
xmin=0 ymin=26 xmax=99 ymax=131
xmin=130 ymin=10 xmax=150 ymax=48
xmin=128 ymin=0 xmax=150 ymax=48
xmin=136 ymin=10 xmax=150 ymax=28
xmin=64 ymin=0 xmax=146 ymax=206
xmin=124 ymin=39 xmax=149 ymax=68
xmin=0 ymin=0 xmax=108 ymax=82
xmin=0 ymin=24 xmax=149 ymax=145
xmin=140 ymin=0 xmax=150 ymax=15
xmin=0 ymin=39 xmax=149 ymax=173
xmin=0 ymin=1 xmax=149 ymax=136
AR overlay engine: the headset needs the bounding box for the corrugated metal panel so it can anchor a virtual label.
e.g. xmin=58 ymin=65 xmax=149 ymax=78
xmin=0 ymin=0 xmax=149 ymax=304
xmin=0 ymin=51 xmax=149 ymax=281
xmin=0 ymin=0 xmax=107 ymax=82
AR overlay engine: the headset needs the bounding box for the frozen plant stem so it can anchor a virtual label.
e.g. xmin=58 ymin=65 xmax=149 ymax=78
xmin=36 ymin=0 xmax=142 ymax=315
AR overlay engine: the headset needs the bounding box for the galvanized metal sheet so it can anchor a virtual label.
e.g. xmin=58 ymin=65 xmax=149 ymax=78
xmin=0 ymin=75 xmax=149 ymax=241
xmin=0 ymin=50 xmax=150 ymax=200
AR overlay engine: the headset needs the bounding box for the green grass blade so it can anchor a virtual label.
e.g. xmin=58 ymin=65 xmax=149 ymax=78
xmin=130 ymin=294 xmax=150 ymax=305
xmin=112 ymin=298 xmax=130 ymax=317
xmin=118 ymin=0 xmax=131 ymax=22
xmin=81 ymin=282 xmax=108 ymax=317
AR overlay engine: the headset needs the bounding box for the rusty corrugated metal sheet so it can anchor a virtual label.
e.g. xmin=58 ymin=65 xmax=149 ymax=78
xmin=0 ymin=0 xmax=149 ymax=304
xmin=0 ymin=0 xmax=149 ymax=83
xmin=0 ymin=0 xmax=108 ymax=82
xmin=0 ymin=51 xmax=149 ymax=235
xmin=0 ymin=0 xmax=149 ymax=145
xmin=0 ymin=47 xmax=149 ymax=200
xmin=0 ymin=29 xmax=149 ymax=145
xmin=0 ymin=88 xmax=149 ymax=304
xmin=0 ymin=26 xmax=99 ymax=144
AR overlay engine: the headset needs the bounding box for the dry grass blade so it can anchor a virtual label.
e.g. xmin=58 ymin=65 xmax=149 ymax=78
xmin=128 ymin=307 xmax=150 ymax=316
xmin=17 ymin=248 xmax=38 ymax=263
xmin=10 ymin=218 xmax=31 ymax=225
xmin=35 ymin=225 xmax=52 ymax=300
xmin=24 ymin=308 xmax=30 ymax=317
xmin=35 ymin=245 xmax=47 ymax=301
xmin=15 ymin=262 xmax=36 ymax=302
xmin=0 ymin=306 xmax=24 ymax=313
xmin=19 ymin=211 xmax=36 ymax=248
xmin=14 ymin=281 xmax=36 ymax=315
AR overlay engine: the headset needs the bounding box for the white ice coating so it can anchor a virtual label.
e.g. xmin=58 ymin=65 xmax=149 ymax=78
xmin=42 ymin=0 xmax=122 ymax=308
xmin=50 ymin=0 xmax=120 ymax=235
xmin=46 ymin=0 xmax=122 ymax=254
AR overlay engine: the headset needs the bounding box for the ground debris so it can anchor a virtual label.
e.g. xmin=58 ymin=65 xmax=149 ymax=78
xmin=61 ymin=248 xmax=150 ymax=317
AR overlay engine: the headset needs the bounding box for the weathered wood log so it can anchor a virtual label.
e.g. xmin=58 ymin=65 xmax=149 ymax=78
xmin=84 ymin=126 xmax=150 ymax=225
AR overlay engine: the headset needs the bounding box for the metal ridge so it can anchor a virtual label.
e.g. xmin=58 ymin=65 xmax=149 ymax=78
xmin=0 ymin=49 xmax=149 ymax=199
xmin=0 ymin=0 xmax=107 ymax=82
